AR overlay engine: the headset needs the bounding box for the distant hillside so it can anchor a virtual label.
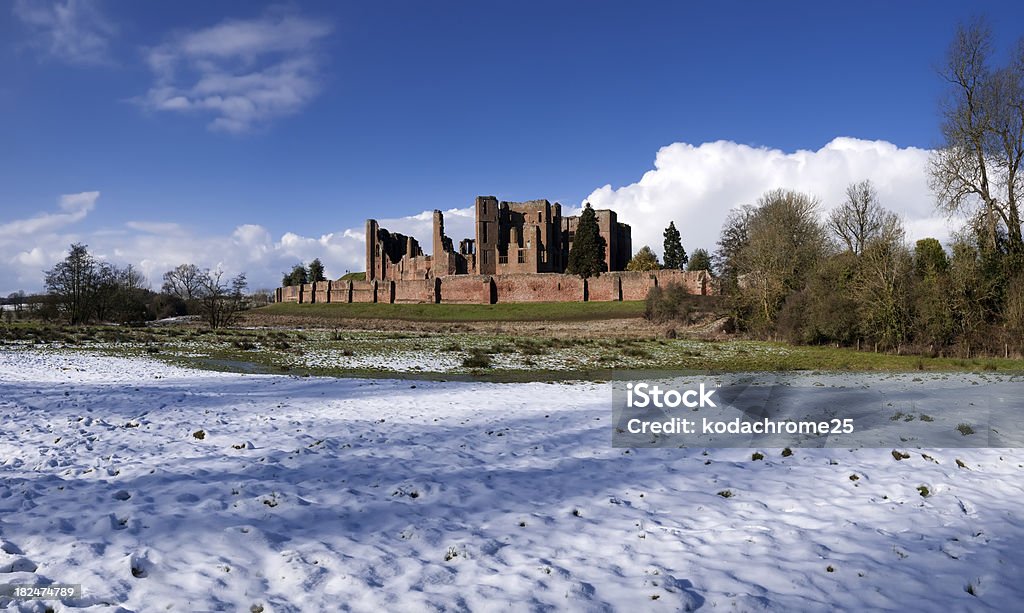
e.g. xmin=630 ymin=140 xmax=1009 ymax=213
xmin=340 ymin=272 xmax=366 ymax=281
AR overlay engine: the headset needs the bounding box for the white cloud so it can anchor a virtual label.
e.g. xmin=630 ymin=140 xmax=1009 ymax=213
xmin=0 ymin=191 xmax=411 ymax=294
xmin=0 ymin=191 xmax=98 ymax=240
xmin=138 ymin=10 xmax=332 ymax=133
xmin=12 ymin=0 xmax=116 ymax=65
xmin=0 ymin=138 xmax=961 ymax=296
xmin=584 ymin=137 xmax=956 ymax=258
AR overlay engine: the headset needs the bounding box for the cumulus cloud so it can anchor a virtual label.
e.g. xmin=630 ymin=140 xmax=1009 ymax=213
xmin=1 ymin=138 xmax=959 ymax=295
xmin=138 ymin=9 xmax=332 ymax=132
xmin=583 ymin=137 xmax=954 ymax=259
xmin=12 ymin=0 xmax=116 ymax=65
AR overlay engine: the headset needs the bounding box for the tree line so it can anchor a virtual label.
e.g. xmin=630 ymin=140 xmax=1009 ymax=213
xmin=32 ymin=244 xmax=256 ymax=329
xmin=626 ymin=221 xmax=711 ymax=273
xmin=711 ymin=18 xmax=1024 ymax=358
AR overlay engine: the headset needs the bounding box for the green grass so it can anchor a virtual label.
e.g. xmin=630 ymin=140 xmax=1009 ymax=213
xmin=6 ymin=319 xmax=1024 ymax=381
xmin=339 ymin=271 xmax=366 ymax=281
xmin=257 ymin=300 xmax=647 ymax=322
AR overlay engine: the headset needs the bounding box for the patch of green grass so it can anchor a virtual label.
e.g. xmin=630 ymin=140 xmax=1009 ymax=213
xmin=257 ymin=300 xmax=647 ymax=322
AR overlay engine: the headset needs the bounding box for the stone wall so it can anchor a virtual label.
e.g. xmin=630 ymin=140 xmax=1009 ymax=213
xmin=653 ymin=269 xmax=714 ymax=295
xmin=314 ymin=281 xmax=331 ymax=303
xmin=587 ymin=274 xmax=622 ymax=302
xmin=376 ymin=280 xmax=394 ymax=304
xmin=620 ymin=272 xmax=657 ymax=301
xmin=351 ymin=280 xmax=377 ymax=303
xmin=439 ymin=275 xmax=494 ymax=304
xmin=493 ymin=274 xmax=585 ymax=303
xmin=394 ymin=278 xmax=439 ymax=304
xmin=277 ymin=270 xmax=715 ymax=305
xmin=279 ymin=285 xmax=301 ymax=303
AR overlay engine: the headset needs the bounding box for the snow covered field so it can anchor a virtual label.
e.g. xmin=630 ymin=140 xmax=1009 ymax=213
xmin=1 ymin=349 xmax=1022 ymax=611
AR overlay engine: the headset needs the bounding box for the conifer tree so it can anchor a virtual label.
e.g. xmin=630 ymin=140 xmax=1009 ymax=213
xmin=308 ymin=258 xmax=326 ymax=282
xmin=663 ymin=221 xmax=688 ymax=269
xmin=567 ymin=203 xmax=606 ymax=279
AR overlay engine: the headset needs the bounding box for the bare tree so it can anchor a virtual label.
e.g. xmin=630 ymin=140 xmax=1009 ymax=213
xmin=197 ymin=269 xmax=248 ymax=329
xmin=828 ymin=180 xmax=902 ymax=255
xmin=162 ymin=263 xmax=204 ymax=301
xmin=736 ymin=189 xmax=830 ymax=329
xmin=930 ymin=18 xmax=1024 ymax=255
xmin=854 ymin=223 xmax=913 ymax=351
xmin=44 ymin=243 xmax=98 ymax=324
xmin=713 ymin=204 xmax=756 ymax=283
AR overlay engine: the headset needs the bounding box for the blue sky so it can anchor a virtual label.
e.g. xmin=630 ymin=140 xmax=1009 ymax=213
xmin=3 ymin=1 xmax=1024 ymax=293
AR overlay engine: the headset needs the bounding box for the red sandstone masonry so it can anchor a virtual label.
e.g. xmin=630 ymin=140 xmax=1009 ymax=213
xmin=439 ymin=275 xmax=493 ymax=304
xmin=620 ymin=272 xmax=657 ymax=301
xmin=279 ymin=285 xmax=300 ymax=303
xmin=329 ymin=281 xmax=350 ymax=303
xmin=376 ymin=280 xmax=394 ymax=304
xmin=394 ymin=278 xmax=438 ymax=304
xmin=493 ymin=274 xmax=584 ymax=303
xmin=279 ymin=270 xmax=715 ymax=304
xmin=314 ymin=281 xmax=331 ymax=303
xmin=651 ymin=270 xmax=715 ymax=295
xmin=350 ymin=280 xmax=376 ymax=303
xmin=587 ymin=274 xmax=622 ymax=301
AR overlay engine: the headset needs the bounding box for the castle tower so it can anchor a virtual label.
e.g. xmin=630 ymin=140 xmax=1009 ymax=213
xmin=475 ymin=196 xmax=499 ymax=275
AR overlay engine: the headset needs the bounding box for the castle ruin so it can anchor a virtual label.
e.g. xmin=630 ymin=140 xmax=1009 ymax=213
xmin=366 ymin=197 xmax=632 ymax=281
xmin=276 ymin=195 xmax=715 ymax=305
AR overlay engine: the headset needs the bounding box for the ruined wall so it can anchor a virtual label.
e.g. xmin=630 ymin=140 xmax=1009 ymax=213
xmin=350 ymin=280 xmax=377 ymax=303
xmin=314 ymin=281 xmax=331 ymax=303
xmin=587 ymin=274 xmax=622 ymax=302
xmin=394 ymin=278 xmax=438 ymax=304
xmin=376 ymin=280 xmax=394 ymax=304
xmin=439 ymin=275 xmax=494 ymax=304
xmin=620 ymin=272 xmax=658 ymax=301
xmin=280 ymin=269 xmax=715 ymax=305
xmin=652 ymin=270 xmax=716 ymax=295
xmin=493 ymin=274 xmax=585 ymax=303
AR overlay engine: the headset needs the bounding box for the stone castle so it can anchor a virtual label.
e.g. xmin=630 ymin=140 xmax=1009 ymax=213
xmin=276 ymin=196 xmax=715 ymax=304
xmin=366 ymin=196 xmax=632 ymax=281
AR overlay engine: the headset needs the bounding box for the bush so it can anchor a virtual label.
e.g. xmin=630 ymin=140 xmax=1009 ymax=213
xmin=462 ymin=349 xmax=492 ymax=368
xmin=644 ymin=283 xmax=696 ymax=323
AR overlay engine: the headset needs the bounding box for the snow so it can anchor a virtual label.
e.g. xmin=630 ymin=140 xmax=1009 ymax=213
xmin=1 ymin=349 xmax=1022 ymax=611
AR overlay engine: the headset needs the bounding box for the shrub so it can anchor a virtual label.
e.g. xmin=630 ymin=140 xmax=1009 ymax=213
xmin=645 ymin=283 xmax=696 ymax=323
xmin=462 ymin=349 xmax=492 ymax=368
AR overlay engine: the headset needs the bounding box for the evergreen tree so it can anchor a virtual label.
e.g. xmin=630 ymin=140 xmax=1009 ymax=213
xmin=567 ymin=203 xmax=606 ymax=279
xmin=626 ymin=246 xmax=660 ymax=271
xmin=282 ymin=263 xmax=309 ymax=287
xmin=663 ymin=221 xmax=688 ymax=269
xmin=687 ymin=248 xmax=712 ymax=272
xmin=308 ymin=258 xmax=326 ymax=282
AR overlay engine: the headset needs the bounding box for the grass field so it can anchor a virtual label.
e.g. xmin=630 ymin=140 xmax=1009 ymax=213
xmin=4 ymin=321 xmax=1024 ymax=380
xmin=257 ymin=300 xmax=649 ymax=322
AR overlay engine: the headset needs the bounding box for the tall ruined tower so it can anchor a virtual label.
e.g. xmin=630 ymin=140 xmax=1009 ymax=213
xmin=365 ymin=219 xmax=379 ymax=281
xmin=475 ymin=196 xmax=499 ymax=275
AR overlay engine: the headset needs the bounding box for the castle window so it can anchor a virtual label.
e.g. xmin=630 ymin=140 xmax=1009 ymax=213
xmin=517 ymin=249 xmax=526 ymax=264
xmin=499 ymin=254 xmax=508 ymax=265
xmin=482 ymin=251 xmax=488 ymax=263
xmin=538 ymin=212 xmax=542 ymax=223
xmin=482 ymin=222 xmax=488 ymax=243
